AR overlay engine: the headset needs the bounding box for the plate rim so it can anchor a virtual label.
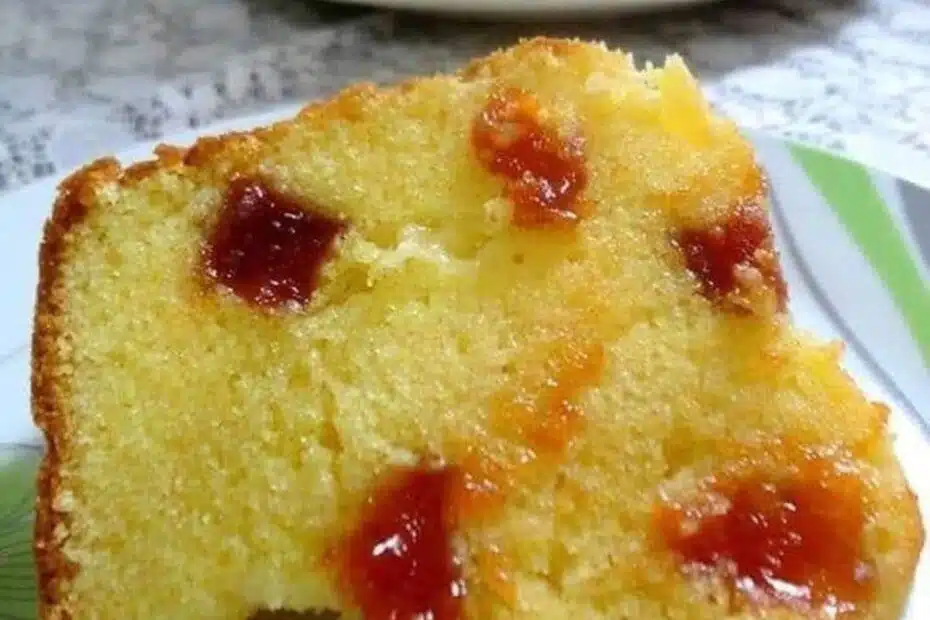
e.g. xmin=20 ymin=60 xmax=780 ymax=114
xmin=322 ymin=0 xmax=722 ymax=16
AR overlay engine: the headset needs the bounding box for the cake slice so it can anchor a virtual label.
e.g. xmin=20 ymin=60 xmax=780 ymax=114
xmin=32 ymin=38 xmax=922 ymax=619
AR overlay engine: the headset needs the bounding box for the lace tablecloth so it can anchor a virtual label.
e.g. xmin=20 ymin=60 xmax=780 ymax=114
xmin=1 ymin=0 xmax=929 ymax=193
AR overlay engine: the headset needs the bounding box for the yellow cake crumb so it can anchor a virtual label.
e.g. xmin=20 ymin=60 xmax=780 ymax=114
xmin=32 ymin=38 xmax=921 ymax=620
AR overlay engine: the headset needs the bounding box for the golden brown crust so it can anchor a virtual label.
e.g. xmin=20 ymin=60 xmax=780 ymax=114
xmin=458 ymin=37 xmax=591 ymax=81
xmin=33 ymin=158 xmax=121 ymax=620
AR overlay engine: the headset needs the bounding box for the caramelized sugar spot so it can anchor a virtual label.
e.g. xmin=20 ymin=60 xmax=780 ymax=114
xmin=494 ymin=342 xmax=606 ymax=458
xmin=455 ymin=448 xmax=514 ymax=519
xmin=452 ymin=341 xmax=606 ymax=521
xmin=656 ymin=454 xmax=873 ymax=616
xmin=332 ymin=465 xmax=466 ymax=620
xmin=442 ymin=344 xmax=603 ymax=608
xmin=675 ymin=201 xmax=787 ymax=313
xmin=472 ymin=88 xmax=588 ymax=229
xmin=474 ymin=544 xmax=517 ymax=606
xmin=333 ymin=342 xmax=605 ymax=616
xmin=202 ymin=178 xmax=346 ymax=309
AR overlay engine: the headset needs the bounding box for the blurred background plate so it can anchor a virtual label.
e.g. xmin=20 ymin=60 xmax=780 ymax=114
xmin=321 ymin=0 xmax=721 ymax=16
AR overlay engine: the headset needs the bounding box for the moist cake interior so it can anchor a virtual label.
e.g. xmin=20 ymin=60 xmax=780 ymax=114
xmin=33 ymin=39 xmax=922 ymax=620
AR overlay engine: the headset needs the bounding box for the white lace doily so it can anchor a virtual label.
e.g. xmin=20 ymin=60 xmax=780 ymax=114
xmin=1 ymin=0 xmax=928 ymax=193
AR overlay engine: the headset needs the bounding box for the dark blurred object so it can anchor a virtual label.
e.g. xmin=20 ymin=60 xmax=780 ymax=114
xmin=247 ymin=0 xmax=375 ymax=25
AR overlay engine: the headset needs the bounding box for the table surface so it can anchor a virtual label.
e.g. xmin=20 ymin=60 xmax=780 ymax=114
xmin=1 ymin=0 xmax=928 ymax=194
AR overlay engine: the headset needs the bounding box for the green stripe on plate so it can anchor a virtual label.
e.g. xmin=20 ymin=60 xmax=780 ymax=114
xmin=0 ymin=447 xmax=39 ymax=619
xmin=789 ymin=144 xmax=930 ymax=372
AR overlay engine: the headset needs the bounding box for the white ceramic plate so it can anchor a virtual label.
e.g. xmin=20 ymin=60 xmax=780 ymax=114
xmin=0 ymin=107 xmax=928 ymax=617
xmin=326 ymin=0 xmax=720 ymax=16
